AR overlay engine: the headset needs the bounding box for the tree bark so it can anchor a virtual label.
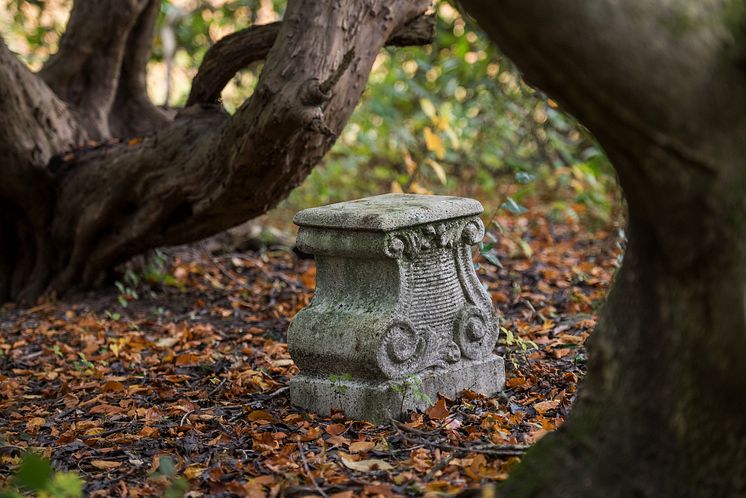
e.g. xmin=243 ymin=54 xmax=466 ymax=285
xmin=39 ymin=0 xmax=151 ymax=138
xmin=109 ymin=0 xmax=170 ymax=138
xmin=460 ymin=1 xmax=746 ymax=496
xmin=0 ymin=39 xmax=86 ymax=303
xmin=0 ymin=0 xmax=432 ymax=303
xmin=187 ymin=14 xmax=435 ymax=107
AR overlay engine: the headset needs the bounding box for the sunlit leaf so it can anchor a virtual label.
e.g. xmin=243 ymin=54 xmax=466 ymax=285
xmin=339 ymin=452 xmax=393 ymax=472
xmin=501 ymin=197 xmax=528 ymax=215
xmin=425 ymin=159 xmax=447 ymax=185
xmin=423 ymin=127 xmax=446 ymax=159
xmin=419 ymin=98 xmax=437 ymax=121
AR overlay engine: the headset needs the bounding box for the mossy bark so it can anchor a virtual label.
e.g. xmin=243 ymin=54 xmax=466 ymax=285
xmin=460 ymin=0 xmax=746 ymax=495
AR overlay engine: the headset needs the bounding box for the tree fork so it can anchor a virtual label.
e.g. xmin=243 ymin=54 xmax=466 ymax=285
xmin=0 ymin=0 xmax=432 ymax=304
xmin=109 ymin=0 xmax=170 ymax=138
xmin=39 ymin=0 xmax=151 ymax=138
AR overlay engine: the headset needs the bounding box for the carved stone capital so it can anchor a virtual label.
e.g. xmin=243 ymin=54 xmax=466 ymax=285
xmin=288 ymin=194 xmax=505 ymax=422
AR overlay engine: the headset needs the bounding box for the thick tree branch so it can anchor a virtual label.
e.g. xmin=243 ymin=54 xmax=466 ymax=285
xmin=186 ymin=22 xmax=279 ymax=107
xmin=0 ymin=39 xmax=85 ymax=166
xmin=39 ymin=0 xmax=150 ymax=138
xmin=0 ymin=40 xmax=80 ymax=301
xmin=46 ymin=0 xmax=431 ymax=296
xmin=109 ymin=0 xmax=170 ymax=138
xmin=186 ymin=13 xmax=435 ymax=107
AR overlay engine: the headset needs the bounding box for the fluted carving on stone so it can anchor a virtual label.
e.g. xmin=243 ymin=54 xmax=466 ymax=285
xmin=288 ymin=194 xmax=505 ymax=421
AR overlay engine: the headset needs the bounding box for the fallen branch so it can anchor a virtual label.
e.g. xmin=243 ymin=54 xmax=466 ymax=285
xmin=297 ymin=441 xmax=330 ymax=498
xmin=390 ymin=419 xmax=528 ymax=458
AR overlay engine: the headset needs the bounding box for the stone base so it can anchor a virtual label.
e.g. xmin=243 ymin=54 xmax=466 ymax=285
xmin=289 ymin=355 xmax=505 ymax=423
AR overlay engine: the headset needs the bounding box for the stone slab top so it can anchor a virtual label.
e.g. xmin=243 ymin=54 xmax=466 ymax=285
xmin=293 ymin=193 xmax=483 ymax=232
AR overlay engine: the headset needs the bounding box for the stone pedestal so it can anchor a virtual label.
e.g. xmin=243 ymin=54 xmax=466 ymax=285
xmin=288 ymin=194 xmax=505 ymax=422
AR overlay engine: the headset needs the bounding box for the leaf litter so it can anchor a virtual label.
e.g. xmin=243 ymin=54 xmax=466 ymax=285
xmin=0 ymin=208 xmax=622 ymax=496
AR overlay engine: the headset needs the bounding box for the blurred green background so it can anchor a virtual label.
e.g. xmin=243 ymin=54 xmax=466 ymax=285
xmin=1 ymin=0 xmax=622 ymax=231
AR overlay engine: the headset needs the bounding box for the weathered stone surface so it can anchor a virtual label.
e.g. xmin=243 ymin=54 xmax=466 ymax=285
xmin=293 ymin=193 xmax=483 ymax=231
xmin=288 ymin=193 xmax=505 ymax=422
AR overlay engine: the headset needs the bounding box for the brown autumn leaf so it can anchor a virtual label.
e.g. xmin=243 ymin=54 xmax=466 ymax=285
xmin=91 ymin=460 xmax=122 ymax=470
xmin=427 ymin=397 xmax=449 ymax=420
xmin=301 ymin=266 xmax=316 ymax=289
xmin=89 ymin=404 xmax=123 ymax=415
xmin=184 ymin=464 xmax=206 ymax=480
xmin=325 ymin=423 xmax=346 ymax=436
xmin=175 ymin=353 xmax=200 ymax=366
xmin=534 ymin=399 xmax=561 ymax=414
xmin=247 ymin=410 xmax=275 ymax=422
xmin=506 ymin=376 xmax=529 ymax=389
xmin=102 ymin=380 xmax=125 ymax=393
xmin=253 ymin=432 xmax=279 ymax=453
xmin=139 ymin=426 xmax=159 ymax=438
xmin=155 ymin=336 xmax=180 ymax=349
xmin=349 ymin=441 xmax=376 ymax=453
xmin=26 ymin=417 xmax=45 ymax=431
xmin=299 ymin=426 xmax=323 ymax=442
xmin=339 ymin=452 xmax=393 ymax=472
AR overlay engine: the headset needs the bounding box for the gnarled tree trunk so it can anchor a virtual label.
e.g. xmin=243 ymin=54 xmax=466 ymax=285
xmin=0 ymin=0 xmax=433 ymax=303
xmin=460 ymin=1 xmax=746 ymax=496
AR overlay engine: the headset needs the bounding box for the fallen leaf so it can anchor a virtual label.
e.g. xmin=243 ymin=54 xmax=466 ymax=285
xmin=299 ymin=426 xmax=323 ymax=442
xmin=175 ymin=353 xmax=200 ymax=366
xmin=247 ymin=410 xmax=275 ymax=423
xmin=534 ymin=399 xmax=561 ymax=414
xmin=155 ymin=337 xmax=179 ymax=349
xmin=91 ymin=460 xmax=122 ymax=470
xmin=427 ymin=398 xmax=449 ymax=420
xmin=325 ymin=423 xmax=346 ymax=436
xmin=339 ymin=452 xmax=393 ymax=472
xmin=349 ymin=441 xmax=375 ymax=453
xmin=184 ymin=464 xmax=206 ymax=480
xmin=139 ymin=426 xmax=159 ymax=438
xmin=102 ymin=380 xmax=125 ymax=393
xmin=26 ymin=417 xmax=45 ymax=430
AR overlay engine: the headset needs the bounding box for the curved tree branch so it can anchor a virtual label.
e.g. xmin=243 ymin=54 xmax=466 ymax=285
xmin=0 ymin=39 xmax=86 ymax=166
xmin=186 ymin=13 xmax=435 ymax=107
xmin=46 ymin=0 xmax=431 ymax=296
xmin=109 ymin=0 xmax=170 ymax=138
xmin=39 ymin=0 xmax=150 ymax=138
xmin=186 ymin=22 xmax=279 ymax=107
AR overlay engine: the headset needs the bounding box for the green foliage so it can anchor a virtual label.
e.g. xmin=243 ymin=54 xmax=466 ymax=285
xmin=115 ymin=277 xmax=139 ymax=308
xmin=1 ymin=0 xmax=619 ymax=225
xmin=500 ymin=326 xmax=538 ymax=370
xmin=0 ymin=453 xmax=83 ymax=498
xmin=281 ymin=1 xmax=617 ymax=224
xmin=328 ymin=373 xmax=353 ymax=395
xmin=150 ymin=456 xmax=189 ymax=498
xmin=391 ymin=375 xmax=433 ymax=414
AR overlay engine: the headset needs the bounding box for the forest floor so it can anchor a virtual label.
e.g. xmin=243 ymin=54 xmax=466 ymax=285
xmin=0 ymin=207 xmax=623 ymax=497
